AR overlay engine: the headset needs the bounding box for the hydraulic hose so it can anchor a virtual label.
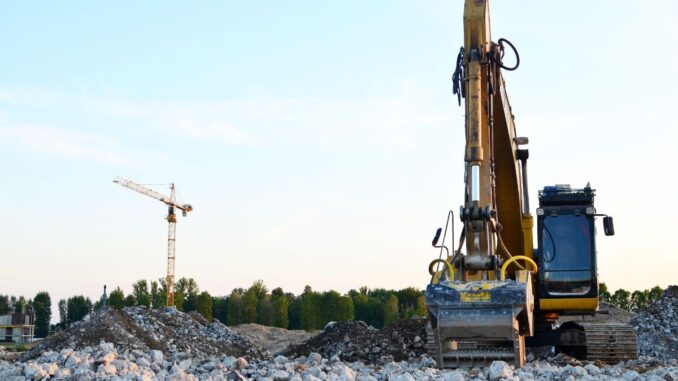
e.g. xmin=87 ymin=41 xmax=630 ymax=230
xmin=428 ymin=259 xmax=455 ymax=284
xmin=500 ymin=256 xmax=537 ymax=281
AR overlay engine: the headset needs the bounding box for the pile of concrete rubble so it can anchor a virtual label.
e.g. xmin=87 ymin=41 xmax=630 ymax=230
xmin=22 ymin=307 xmax=267 ymax=363
xmin=631 ymin=286 xmax=678 ymax=359
xmin=282 ymin=318 xmax=427 ymax=363
xmin=2 ymin=290 xmax=678 ymax=380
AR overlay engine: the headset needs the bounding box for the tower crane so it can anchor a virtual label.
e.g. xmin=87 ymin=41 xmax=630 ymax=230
xmin=113 ymin=176 xmax=193 ymax=307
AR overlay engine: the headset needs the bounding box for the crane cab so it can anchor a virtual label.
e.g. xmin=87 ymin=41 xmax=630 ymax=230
xmin=535 ymin=184 xmax=613 ymax=314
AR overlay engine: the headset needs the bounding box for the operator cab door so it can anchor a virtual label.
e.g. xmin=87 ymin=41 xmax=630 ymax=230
xmin=536 ymin=210 xmax=599 ymax=305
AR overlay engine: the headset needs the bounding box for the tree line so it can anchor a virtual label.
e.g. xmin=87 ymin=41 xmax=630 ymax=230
xmin=598 ymin=283 xmax=664 ymax=312
xmin=1 ymin=282 xmax=666 ymax=339
xmin=86 ymin=278 xmax=427 ymax=331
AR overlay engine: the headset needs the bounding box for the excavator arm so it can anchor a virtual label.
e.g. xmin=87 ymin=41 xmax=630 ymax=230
xmin=459 ymin=0 xmax=532 ymax=269
xmin=424 ymin=0 xmax=535 ymax=368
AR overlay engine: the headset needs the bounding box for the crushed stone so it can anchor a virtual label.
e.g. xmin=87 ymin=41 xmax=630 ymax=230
xmin=631 ymin=285 xmax=678 ymax=359
xmin=21 ymin=306 xmax=267 ymax=363
xmin=281 ymin=318 xmax=427 ymax=364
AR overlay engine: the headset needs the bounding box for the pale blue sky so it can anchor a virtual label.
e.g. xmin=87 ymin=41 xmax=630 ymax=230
xmin=1 ymin=1 xmax=676 ymax=318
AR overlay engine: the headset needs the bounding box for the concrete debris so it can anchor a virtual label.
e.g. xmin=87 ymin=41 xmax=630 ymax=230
xmin=2 ymin=290 xmax=677 ymax=380
xmin=21 ymin=306 xmax=267 ymax=363
xmin=488 ymin=360 xmax=513 ymax=380
xmin=632 ymin=285 xmax=678 ymax=359
xmin=282 ymin=318 xmax=428 ymax=364
xmin=2 ymin=345 xmax=677 ymax=381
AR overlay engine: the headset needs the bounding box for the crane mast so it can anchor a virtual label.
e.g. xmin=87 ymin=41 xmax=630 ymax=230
xmin=114 ymin=177 xmax=193 ymax=307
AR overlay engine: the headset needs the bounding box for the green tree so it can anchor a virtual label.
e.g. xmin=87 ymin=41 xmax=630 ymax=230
xmin=630 ymin=290 xmax=648 ymax=312
xmin=353 ymin=293 xmax=370 ymax=324
xmin=368 ymin=288 xmax=391 ymax=301
xmin=33 ymin=292 xmax=52 ymax=338
xmin=249 ymin=280 xmax=268 ymax=299
xmin=301 ymin=286 xmax=319 ymax=330
xmin=66 ymin=296 xmax=92 ymax=323
xmin=13 ymin=296 xmax=26 ymax=313
xmin=58 ymin=299 xmax=67 ymax=327
xmin=287 ymin=293 xmax=302 ymax=330
xmin=383 ymin=294 xmax=399 ymax=326
xmin=611 ymin=289 xmax=631 ymax=311
xmin=212 ymin=296 xmax=228 ymax=324
xmin=396 ymin=287 xmax=422 ymax=319
xmin=0 ymin=295 xmax=10 ymax=315
xmin=416 ymin=295 xmax=427 ymax=317
xmin=336 ymin=296 xmax=354 ymax=321
xmin=176 ymin=277 xmax=200 ymax=311
xmin=256 ymin=294 xmax=273 ymax=326
xmin=108 ymin=287 xmax=125 ymax=309
xmin=124 ymin=294 xmax=137 ymax=307
xmin=150 ymin=280 xmax=161 ymax=308
xmin=174 ymin=290 xmax=185 ymax=310
xmin=244 ymin=280 xmax=270 ymax=325
xmin=226 ymin=289 xmax=244 ymax=325
xmin=367 ymin=297 xmax=385 ymax=328
xmin=196 ymin=291 xmax=213 ymax=320
xmin=243 ymin=289 xmax=258 ymax=323
xmin=647 ymin=286 xmax=664 ymax=304
xmin=271 ymin=288 xmax=289 ymax=328
xmin=156 ymin=278 xmax=168 ymax=308
xmin=319 ymin=290 xmax=342 ymax=326
xmin=132 ymin=280 xmax=151 ymax=307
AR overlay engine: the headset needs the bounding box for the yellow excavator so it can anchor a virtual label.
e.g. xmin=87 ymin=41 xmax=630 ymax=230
xmin=424 ymin=0 xmax=637 ymax=368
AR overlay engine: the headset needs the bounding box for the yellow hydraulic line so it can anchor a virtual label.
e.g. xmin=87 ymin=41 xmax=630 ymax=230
xmin=500 ymin=255 xmax=538 ymax=281
xmin=428 ymin=259 xmax=455 ymax=284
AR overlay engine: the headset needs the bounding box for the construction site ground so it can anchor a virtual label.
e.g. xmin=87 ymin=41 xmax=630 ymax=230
xmin=0 ymin=286 xmax=676 ymax=380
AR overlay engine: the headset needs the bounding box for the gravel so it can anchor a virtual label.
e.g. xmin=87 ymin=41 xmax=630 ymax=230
xmin=2 ymin=345 xmax=677 ymax=381
xmin=282 ymin=318 xmax=428 ymax=364
xmin=632 ymin=286 xmax=678 ymax=359
xmin=3 ymin=288 xmax=677 ymax=380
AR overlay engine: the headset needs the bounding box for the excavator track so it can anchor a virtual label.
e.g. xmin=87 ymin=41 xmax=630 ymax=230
xmin=557 ymin=321 xmax=638 ymax=362
xmin=577 ymin=322 xmax=638 ymax=362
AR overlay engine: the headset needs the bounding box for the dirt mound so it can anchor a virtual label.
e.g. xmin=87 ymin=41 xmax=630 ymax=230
xmin=21 ymin=306 xmax=267 ymax=362
xmin=282 ymin=318 xmax=428 ymax=363
xmin=631 ymin=285 xmax=678 ymax=359
xmin=231 ymin=323 xmax=318 ymax=355
xmin=559 ymin=301 xmax=635 ymax=324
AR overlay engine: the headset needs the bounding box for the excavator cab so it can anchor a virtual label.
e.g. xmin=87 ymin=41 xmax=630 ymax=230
xmin=536 ymin=184 xmax=600 ymax=310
